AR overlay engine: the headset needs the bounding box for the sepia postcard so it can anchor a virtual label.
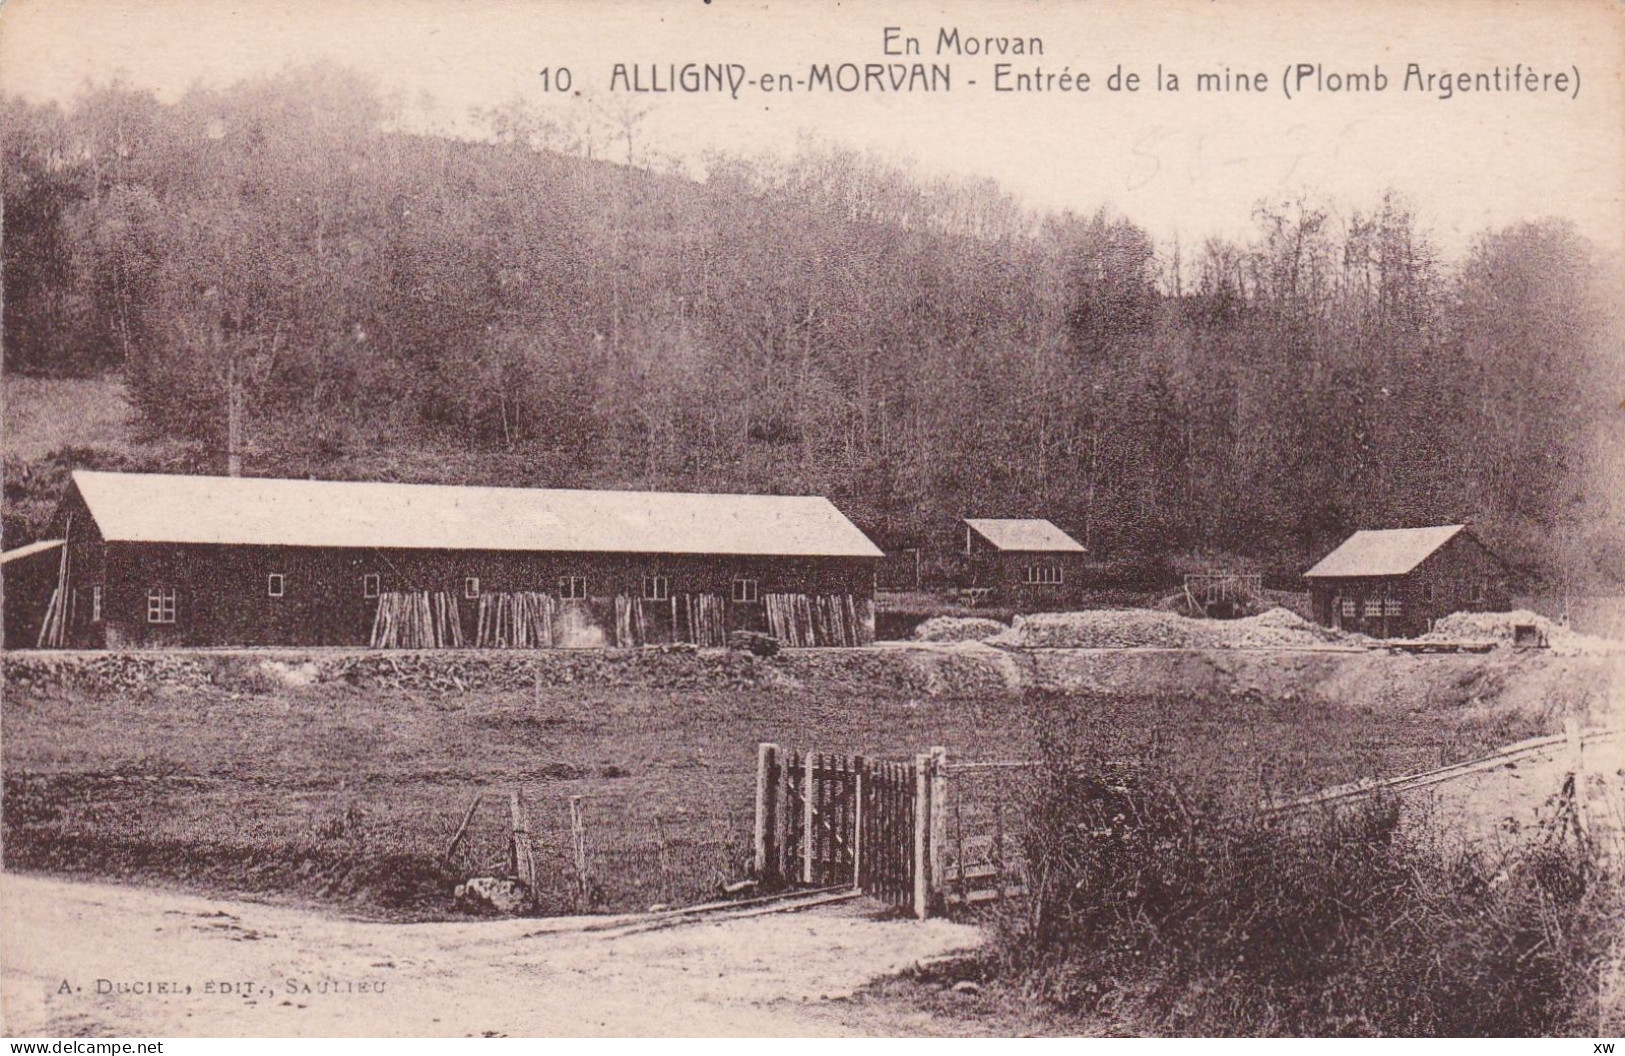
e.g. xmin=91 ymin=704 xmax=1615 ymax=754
xmin=1 ymin=0 xmax=1623 ymax=1042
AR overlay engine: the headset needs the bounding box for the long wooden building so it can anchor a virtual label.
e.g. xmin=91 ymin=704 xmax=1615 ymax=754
xmin=20 ymin=471 xmax=883 ymax=649
xmin=1303 ymin=524 xmax=1511 ymax=638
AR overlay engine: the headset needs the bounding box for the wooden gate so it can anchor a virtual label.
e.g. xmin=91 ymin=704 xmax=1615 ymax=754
xmin=755 ymin=744 xmax=920 ymax=910
xmin=753 ymin=744 xmax=1034 ymax=918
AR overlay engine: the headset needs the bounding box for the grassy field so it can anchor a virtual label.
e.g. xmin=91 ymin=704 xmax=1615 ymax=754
xmin=1 ymin=646 xmax=1586 ymax=921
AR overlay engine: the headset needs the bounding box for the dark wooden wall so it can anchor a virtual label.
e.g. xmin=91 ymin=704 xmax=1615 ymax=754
xmin=962 ymin=532 xmax=1089 ymax=610
xmin=1308 ymin=531 xmax=1512 ymax=638
xmin=72 ymin=534 xmax=875 ymax=648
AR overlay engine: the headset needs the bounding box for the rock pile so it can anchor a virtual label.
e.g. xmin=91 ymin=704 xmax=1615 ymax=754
xmin=986 ymin=607 xmax=1350 ymax=650
xmin=1421 ymin=609 xmax=1621 ymax=656
xmin=912 ymin=616 xmax=1009 ymax=643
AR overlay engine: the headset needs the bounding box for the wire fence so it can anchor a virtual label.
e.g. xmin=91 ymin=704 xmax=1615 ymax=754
xmin=447 ymin=786 xmax=755 ymax=914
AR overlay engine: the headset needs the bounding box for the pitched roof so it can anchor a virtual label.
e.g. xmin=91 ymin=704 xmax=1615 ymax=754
xmin=69 ymin=471 xmax=883 ymax=558
xmin=965 ymin=518 xmax=1086 ymax=553
xmin=1303 ymin=525 xmax=1467 ymax=578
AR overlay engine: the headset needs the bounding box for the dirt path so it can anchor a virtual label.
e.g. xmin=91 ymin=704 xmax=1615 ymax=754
xmin=0 ymin=874 xmax=981 ymax=1037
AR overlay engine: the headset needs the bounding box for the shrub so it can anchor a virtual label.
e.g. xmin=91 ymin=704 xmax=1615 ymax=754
xmin=994 ymin=757 xmax=1619 ymax=1036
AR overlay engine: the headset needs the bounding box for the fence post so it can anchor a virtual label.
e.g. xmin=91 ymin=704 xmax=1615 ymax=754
xmin=569 ymin=795 xmax=590 ymax=909
xmin=509 ymin=788 xmax=538 ymax=910
xmin=914 ymin=751 xmax=932 ymax=919
xmin=1565 ymin=718 xmax=1589 ymax=838
xmin=930 ymin=746 xmax=948 ymax=914
xmin=803 ymin=751 xmax=818 ymax=885
xmin=852 ymin=756 xmax=865 ymax=892
xmin=754 ymin=743 xmax=779 ymax=882
xmin=445 ymin=790 xmax=483 ymax=862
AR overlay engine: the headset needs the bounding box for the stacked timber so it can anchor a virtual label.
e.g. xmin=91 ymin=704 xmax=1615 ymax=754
xmin=678 ymin=593 xmax=728 ymax=648
xmin=763 ymin=593 xmax=870 ymax=648
xmin=475 ymin=592 xmax=557 ymax=648
xmin=35 ymin=538 xmax=72 ymax=649
xmin=370 ymin=591 xmax=464 ymax=649
xmin=614 ymin=595 xmax=658 ymax=648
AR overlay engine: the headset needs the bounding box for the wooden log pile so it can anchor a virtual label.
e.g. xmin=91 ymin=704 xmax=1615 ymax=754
xmin=763 ymin=593 xmax=870 ymax=648
xmin=678 ymin=593 xmax=728 ymax=648
xmin=614 ymin=595 xmax=648 ymax=649
xmin=35 ymin=534 xmax=71 ymax=649
xmin=475 ymin=592 xmax=557 ymax=648
xmin=370 ymin=591 xmax=464 ymax=649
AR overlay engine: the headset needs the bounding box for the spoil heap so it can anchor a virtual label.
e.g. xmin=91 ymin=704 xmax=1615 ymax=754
xmin=987 ymin=607 xmax=1351 ymax=650
xmin=912 ymin=616 xmax=1009 ymax=643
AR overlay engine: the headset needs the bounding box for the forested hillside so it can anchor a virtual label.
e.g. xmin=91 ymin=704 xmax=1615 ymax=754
xmin=4 ymin=65 xmax=1621 ymax=585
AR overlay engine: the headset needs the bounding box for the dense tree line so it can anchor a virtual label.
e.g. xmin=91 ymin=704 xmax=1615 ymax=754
xmin=4 ymin=67 xmax=1621 ymax=584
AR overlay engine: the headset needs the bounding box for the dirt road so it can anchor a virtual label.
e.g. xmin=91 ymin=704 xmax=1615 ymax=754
xmin=0 ymin=874 xmax=981 ymax=1037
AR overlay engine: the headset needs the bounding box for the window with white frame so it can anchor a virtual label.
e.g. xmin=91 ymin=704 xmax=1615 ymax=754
xmin=1363 ymin=598 xmax=1383 ymax=618
xmin=464 ymin=577 xmax=481 ymax=599
xmin=268 ymin=573 xmax=285 ymax=598
xmin=1024 ymin=564 xmax=1063 ymax=586
xmin=560 ymin=575 xmax=588 ymax=600
xmin=643 ymin=574 xmax=670 ymax=601
xmin=147 ymin=588 xmax=176 ymax=624
xmin=1340 ymin=598 xmax=1358 ymax=618
xmin=91 ymin=585 xmax=103 ymax=622
xmin=1380 ymin=598 xmax=1404 ymax=616
xmin=363 ymin=573 xmax=380 ymax=599
xmin=731 ymin=577 xmax=760 ymax=603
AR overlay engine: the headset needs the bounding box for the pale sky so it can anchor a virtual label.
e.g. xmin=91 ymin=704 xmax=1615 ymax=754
xmin=2 ymin=0 xmax=1622 ymax=258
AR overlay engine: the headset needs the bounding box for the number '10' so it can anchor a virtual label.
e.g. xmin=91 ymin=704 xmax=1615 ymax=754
xmin=539 ymin=68 xmax=573 ymax=92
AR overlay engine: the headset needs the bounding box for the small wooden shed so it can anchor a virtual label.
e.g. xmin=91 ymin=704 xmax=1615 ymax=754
xmin=1304 ymin=524 xmax=1511 ymax=638
xmin=962 ymin=518 xmax=1088 ymax=610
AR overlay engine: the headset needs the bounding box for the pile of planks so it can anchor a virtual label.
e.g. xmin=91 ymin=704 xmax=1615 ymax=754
xmin=764 ymin=593 xmax=870 ymax=648
xmin=34 ymin=538 xmax=72 ymax=649
xmin=678 ymin=592 xmax=728 ymax=648
xmin=371 ymin=590 xmax=464 ymax=649
xmin=475 ymin=592 xmax=556 ymax=648
xmin=614 ymin=595 xmax=651 ymax=648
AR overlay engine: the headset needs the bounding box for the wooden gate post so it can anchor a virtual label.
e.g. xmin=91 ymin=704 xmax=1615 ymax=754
xmin=803 ymin=751 xmax=818 ymax=884
xmin=754 ymin=743 xmax=780 ymax=882
xmin=929 ymin=746 xmax=948 ymax=914
xmin=852 ymin=755 xmax=865 ymax=892
xmin=913 ymin=751 xmax=932 ymax=919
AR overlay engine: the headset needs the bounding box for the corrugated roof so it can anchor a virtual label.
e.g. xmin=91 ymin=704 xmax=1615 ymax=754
xmin=0 ymin=538 xmax=63 ymax=564
xmin=69 ymin=471 xmax=884 ymax=558
xmin=965 ymin=518 xmax=1086 ymax=553
xmin=1303 ymin=525 xmax=1467 ymax=578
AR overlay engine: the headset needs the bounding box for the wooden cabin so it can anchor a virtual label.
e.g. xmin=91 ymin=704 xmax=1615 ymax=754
xmin=962 ymin=517 xmax=1088 ymax=610
xmin=20 ymin=470 xmax=883 ymax=649
xmin=1303 ymin=524 xmax=1511 ymax=638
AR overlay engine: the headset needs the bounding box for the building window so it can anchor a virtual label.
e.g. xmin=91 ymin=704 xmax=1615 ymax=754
xmin=1363 ymin=598 xmax=1384 ymax=618
xmin=268 ymin=573 xmax=285 ymax=598
xmin=1340 ymin=598 xmax=1358 ymax=618
xmin=464 ymin=577 xmax=481 ymax=599
xmin=363 ymin=573 xmax=380 ymax=599
xmin=91 ymin=585 xmax=103 ymax=623
xmin=560 ymin=575 xmax=588 ymax=600
xmin=1470 ymin=581 xmax=1486 ymax=603
xmin=1422 ymin=584 xmax=1434 ymax=604
xmin=147 ymin=588 xmax=177 ymax=624
xmin=1024 ymin=564 xmax=1063 ymax=585
xmin=643 ymin=574 xmax=670 ymax=601
xmin=1381 ymin=598 xmax=1404 ymax=616
xmin=732 ymin=577 xmax=760 ymax=603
